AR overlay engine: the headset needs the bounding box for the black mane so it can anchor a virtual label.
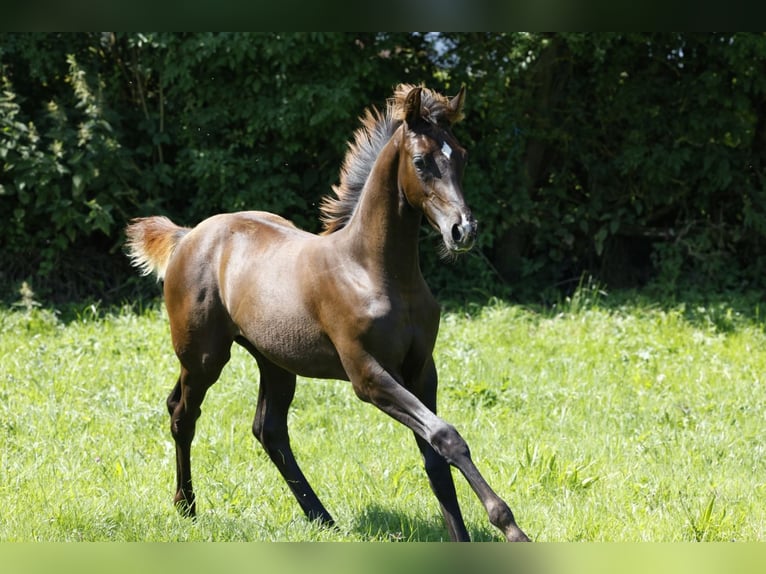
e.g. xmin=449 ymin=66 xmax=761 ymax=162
xmin=319 ymin=105 xmax=399 ymax=234
xmin=320 ymin=84 xmax=462 ymax=234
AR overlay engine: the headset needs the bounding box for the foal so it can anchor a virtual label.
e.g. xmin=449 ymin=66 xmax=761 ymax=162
xmin=126 ymin=84 xmax=529 ymax=542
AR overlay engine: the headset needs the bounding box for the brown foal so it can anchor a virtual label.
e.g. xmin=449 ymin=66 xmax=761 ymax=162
xmin=125 ymin=84 xmax=529 ymax=541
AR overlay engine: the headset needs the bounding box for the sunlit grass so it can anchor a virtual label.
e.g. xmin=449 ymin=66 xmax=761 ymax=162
xmin=1 ymin=289 xmax=765 ymax=541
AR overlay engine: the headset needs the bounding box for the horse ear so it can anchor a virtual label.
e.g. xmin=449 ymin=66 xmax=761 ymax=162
xmin=449 ymin=85 xmax=466 ymax=117
xmin=404 ymin=86 xmax=423 ymax=125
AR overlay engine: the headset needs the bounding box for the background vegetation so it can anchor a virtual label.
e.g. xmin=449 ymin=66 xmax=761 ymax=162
xmin=2 ymin=33 xmax=765 ymax=304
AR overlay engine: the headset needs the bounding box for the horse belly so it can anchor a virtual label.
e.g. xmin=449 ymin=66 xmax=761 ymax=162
xmin=241 ymin=312 xmax=348 ymax=380
xmin=227 ymin=260 xmax=348 ymax=380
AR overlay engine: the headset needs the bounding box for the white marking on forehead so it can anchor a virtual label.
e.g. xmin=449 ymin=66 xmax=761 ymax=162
xmin=441 ymin=141 xmax=452 ymax=160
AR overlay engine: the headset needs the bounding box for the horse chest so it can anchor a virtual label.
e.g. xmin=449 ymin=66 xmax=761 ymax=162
xmin=303 ymin=246 xmax=439 ymax=380
xmin=354 ymin=292 xmax=438 ymax=374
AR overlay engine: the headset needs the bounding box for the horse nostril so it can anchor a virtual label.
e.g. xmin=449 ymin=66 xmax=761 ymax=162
xmin=451 ymin=223 xmax=463 ymax=243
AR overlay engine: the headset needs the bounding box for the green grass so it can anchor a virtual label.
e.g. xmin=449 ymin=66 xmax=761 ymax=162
xmin=1 ymin=289 xmax=765 ymax=541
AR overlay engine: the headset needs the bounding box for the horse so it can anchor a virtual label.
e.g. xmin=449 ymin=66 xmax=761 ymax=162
xmin=125 ymin=84 xmax=529 ymax=542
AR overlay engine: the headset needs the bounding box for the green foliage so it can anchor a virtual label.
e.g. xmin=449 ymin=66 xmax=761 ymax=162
xmin=1 ymin=35 xmax=135 ymax=280
xmin=444 ymin=33 xmax=766 ymax=295
xmin=125 ymin=32 xmax=429 ymax=228
xmin=2 ymin=33 xmax=766 ymax=303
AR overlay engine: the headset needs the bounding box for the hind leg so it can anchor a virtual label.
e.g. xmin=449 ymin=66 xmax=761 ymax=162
xmin=247 ymin=348 xmax=334 ymax=525
xmin=165 ymin=331 xmax=232 ymax=517
xmin=159 ymin=229 xmax=235 ymax=517
xmin=166 ymin=364 xmax=224 ymax=517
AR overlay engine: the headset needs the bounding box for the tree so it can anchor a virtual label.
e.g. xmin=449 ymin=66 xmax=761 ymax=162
xmin=2 ymin=33 xmax=766 ymax=303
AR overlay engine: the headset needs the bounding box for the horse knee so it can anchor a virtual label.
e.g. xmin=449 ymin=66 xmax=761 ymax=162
xmin=430 ymin=423 xmax=470 ymax=465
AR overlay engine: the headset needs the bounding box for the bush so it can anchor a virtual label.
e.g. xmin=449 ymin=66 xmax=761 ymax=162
xmin=2 ymin=33 xmax=766 ymax=304
xmin=445 ymin=33 xmax=766 ymax=296
xmin=1 ymin=35 xmax=136 ymax=282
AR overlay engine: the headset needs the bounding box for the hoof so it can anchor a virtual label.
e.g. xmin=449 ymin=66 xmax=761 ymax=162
xmin=174 ymin=493 xmax=196 ymax=518
xmin=506 ymin=526 xmax=531 ymax=542
xmin=308 ymin=511 xmax=336 ymax=528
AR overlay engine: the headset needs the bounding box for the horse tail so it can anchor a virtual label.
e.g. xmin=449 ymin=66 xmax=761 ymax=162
xmin=125 ymin=216 xmax=191 ymax=281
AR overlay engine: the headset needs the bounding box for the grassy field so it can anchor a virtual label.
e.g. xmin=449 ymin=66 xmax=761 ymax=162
xmin=1 ymin=287 xmax=765 ymax=541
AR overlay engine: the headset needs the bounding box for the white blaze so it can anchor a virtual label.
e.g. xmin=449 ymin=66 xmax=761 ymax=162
xmin=441 ymin=141 xmax=452 ymax=160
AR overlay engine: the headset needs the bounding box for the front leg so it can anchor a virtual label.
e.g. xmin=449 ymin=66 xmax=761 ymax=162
xmin=414 ymin=434 xmax=470 ymax=541
xmin=345 ymin=352 xmax=530 ymax=542
xmin=412 ymin=358 xmax=469 ymax=541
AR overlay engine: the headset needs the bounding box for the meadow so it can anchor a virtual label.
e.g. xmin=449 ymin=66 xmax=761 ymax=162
xmin=1 ymin=287 xmax=765 ymax=542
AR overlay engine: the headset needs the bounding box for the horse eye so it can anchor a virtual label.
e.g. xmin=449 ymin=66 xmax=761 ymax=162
xmin=413 ymin=156 xmax=426 ymax=171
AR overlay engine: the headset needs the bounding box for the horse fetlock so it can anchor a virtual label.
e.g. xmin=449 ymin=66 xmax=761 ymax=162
xmin=487 ymin=500 xmax=530 ymax=542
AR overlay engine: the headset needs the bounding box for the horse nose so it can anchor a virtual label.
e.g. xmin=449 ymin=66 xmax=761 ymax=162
xmin=451 ymin=216 xmax=477 ymax=249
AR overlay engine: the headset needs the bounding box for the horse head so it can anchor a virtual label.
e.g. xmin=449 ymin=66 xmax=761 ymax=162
xmin=397 ymin=85 xmax=477 ymax=254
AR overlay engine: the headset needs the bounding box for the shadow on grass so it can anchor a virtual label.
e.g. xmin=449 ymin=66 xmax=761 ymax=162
xmin=350 ymin=503 xmax=500 ymax=542
xmin=452 ymin=279 xmax=766 ymax=335
xmin=560 ymin=286 xmax=766 ymax=334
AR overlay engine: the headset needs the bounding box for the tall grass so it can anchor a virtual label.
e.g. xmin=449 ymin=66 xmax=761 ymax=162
xmin=1 ymin=288 xmax=765 ymax=541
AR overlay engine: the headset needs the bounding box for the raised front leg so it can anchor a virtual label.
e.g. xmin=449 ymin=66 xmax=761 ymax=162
xmin=347 ymin=354 xmax=530 ymax=542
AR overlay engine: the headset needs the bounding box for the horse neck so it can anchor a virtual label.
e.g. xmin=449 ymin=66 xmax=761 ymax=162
xmin=341 ymin=134 xmax=423 ymax=283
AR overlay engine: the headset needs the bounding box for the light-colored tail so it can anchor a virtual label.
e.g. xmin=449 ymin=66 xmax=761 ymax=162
xmin=125 ymin=216 xmax=190 ymax=281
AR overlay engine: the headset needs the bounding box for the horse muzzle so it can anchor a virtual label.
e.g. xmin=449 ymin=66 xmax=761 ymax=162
xmin=448 ymin=214 xmax=478 ymax=252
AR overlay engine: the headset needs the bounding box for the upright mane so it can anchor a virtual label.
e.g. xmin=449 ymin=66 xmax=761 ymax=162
xmin=320 ymin=84 xmax=463 ymax=234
